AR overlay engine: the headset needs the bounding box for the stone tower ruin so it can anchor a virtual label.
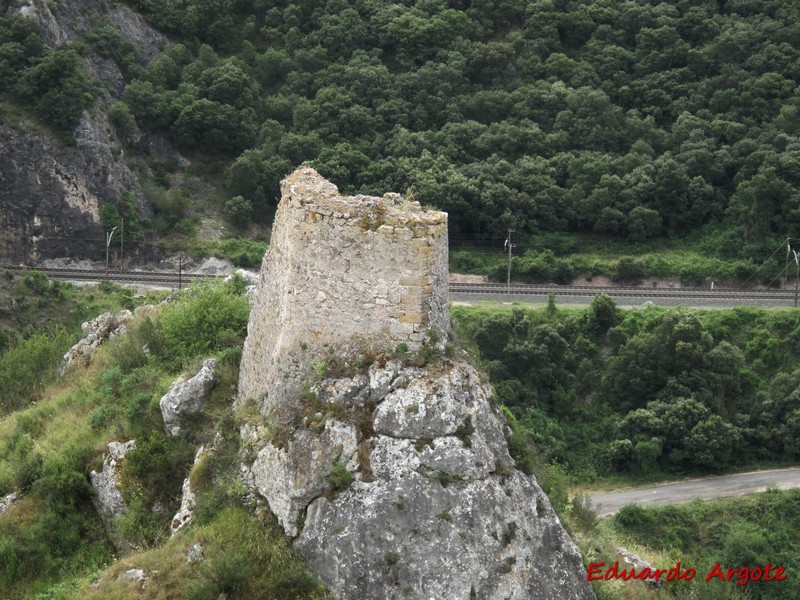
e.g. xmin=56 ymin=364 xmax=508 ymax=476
xmin=238 ymin=167 xmax=449 ymax=412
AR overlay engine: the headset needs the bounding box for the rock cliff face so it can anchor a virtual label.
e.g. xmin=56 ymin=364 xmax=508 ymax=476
xmin=237 ymin=169 xmax=595 ymax=599
xmin=0 ymin=0 xmax=167 ymax=263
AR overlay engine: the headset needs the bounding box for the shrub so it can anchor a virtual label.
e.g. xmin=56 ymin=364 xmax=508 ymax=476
xmin=614 ymin=504 xmax=656 ymax=538
xmin=223 ymin=195 xmax=254 ymax=228
xmin=155 ymin=281 xmax=250 ymax=369
xmin=0 ymin=328 xmax=73 ymax=413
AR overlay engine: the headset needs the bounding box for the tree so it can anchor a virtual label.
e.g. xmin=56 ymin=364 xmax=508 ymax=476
xmin=223 ymin=196 xmax=253 ymax=228
xmin=627 ymin=206 xmax=662 ymax=241
xmin=173 ymin=99 xmax=256 ymax=155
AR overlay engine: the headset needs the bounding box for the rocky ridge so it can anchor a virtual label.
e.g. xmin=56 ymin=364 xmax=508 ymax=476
xmin=1 ymin=0 xmax=169 ymax=263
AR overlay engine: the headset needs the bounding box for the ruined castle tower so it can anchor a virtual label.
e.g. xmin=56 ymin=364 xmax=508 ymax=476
xmin=237 ymin=168 xmax=595 ymax=600
xmin=238 ymin=167 xmax=449 ymax=412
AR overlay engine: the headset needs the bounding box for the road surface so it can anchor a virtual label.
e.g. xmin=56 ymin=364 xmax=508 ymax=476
xmin=588 ymin=467 xmax=800 ymax=517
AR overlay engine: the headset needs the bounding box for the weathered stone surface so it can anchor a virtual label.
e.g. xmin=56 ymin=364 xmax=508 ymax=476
xmin=238 ymin=168 xmax=449 ymax=414
xmin=249 ymin=420 xmax=358 ymax=537
xmin=2 ymin=0 xmax=168 ymax=264
xmin=60 ymin=310 xmax=133 ymax=375
xmin=170 ymin=478 xmax=196 ymax=536
xmin=236 ymin=169 xmax=594 ymax=599
xmin=224 ymin=268 xmax=259 ymax=286
xmin=617 ymin=547 xmax=662 ymax=588
xmin=90 ymin=440 xmax=135 ymax=553
xmin=121 ymin=568 xmax=145 ymax=582
xmin=170 ymin=446 xmax=207 ymax=535
xmin=187 ymin=543 xmax=205 ymax=563
xmin=160 ymin=359 xmax=217 ymax=436
xmin=300 ymin=364 xmax=592 ymax=600
xmin=0 ymin=491 xmax=18 ymax=515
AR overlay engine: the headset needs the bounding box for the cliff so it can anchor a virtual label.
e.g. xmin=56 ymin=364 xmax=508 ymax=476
xmin=237 ymin=169 xmax=595 ymax=599
xmin=0 ymin=0 xmax=167 ymax=262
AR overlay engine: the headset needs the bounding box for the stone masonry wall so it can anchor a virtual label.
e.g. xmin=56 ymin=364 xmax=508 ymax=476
xmin=238 ymin=168 xmax=449 ymax=413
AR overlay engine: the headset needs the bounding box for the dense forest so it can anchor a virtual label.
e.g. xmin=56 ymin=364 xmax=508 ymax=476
xmin=2 ymin=0 xmax=800 ymax=259
xmin=453 ymin=298 xmax=800 ymax=480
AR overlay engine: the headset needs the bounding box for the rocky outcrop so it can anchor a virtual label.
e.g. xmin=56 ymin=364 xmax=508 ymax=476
xmin=60 ymin=309 xmax=134 ymax=374
xmin=238 ymin=167 xmax=449 ymax=414
xmin=159 ymin=359 xmax=217 ymax=436
xmin=170 ymin=446 xmax=207 ymax=536
xmin=237 ymin=170 xmax=595 ymax=599
xmin=90 ymin=440 xmax=135 ymax=553
xmin=0 ymin=491 xmax=18 ymax=515
xmin=1 ymin=0 xmax=169 ymax=263
xmin=170 ymin=478 xmax=197 ymax=536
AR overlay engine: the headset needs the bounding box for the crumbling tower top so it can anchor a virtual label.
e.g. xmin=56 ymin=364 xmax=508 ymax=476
xmin=237 ymin=168 xmax=449 ymax=410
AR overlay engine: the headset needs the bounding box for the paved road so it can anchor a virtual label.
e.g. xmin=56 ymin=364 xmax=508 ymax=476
xmin=588 ymin=467 xmax=800 ymax=517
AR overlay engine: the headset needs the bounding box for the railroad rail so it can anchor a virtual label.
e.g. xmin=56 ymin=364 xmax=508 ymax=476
xmin=2 ymin=265 xmax=796 ymax=305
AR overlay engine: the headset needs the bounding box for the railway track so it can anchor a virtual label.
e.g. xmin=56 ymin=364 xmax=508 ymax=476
xmin=3 ymin=265 xmax=796 ymax=305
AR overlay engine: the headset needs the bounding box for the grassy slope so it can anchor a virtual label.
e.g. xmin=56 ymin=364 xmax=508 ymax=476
xmin=0 ymin=278 xmax=325 ymax=599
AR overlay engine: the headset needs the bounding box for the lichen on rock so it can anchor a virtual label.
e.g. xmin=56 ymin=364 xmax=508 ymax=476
xmin=89 ymin=440 xmax=136 ymax=553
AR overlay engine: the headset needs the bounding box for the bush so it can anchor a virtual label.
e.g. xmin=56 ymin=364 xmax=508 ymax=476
xmin=217 ymin=238 xmax=266 ymax=268
xmin=223 ymin=195 xmax=253 ymax=228
xmin=0 ymin=328 xmax=73 ymax=413
xmin=614 ymin=504 xmax=656 ymax=538
xmin=155 ymin=281 xmax=250 ymax=368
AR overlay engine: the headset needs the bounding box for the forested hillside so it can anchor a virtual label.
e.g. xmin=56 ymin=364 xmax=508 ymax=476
xmin=3 ymin=0 xmax=800 ymax=263
xmin=453 ymin=298 xmax=800 ymax=481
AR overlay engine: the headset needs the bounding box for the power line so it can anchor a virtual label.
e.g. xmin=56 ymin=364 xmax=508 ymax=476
xmin=738 ymin=238 xmax=787 ymax=289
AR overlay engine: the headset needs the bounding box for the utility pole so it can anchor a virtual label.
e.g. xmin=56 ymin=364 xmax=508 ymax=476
xmin=178 ymin=254 xmax=183 ymax=290
xmin=105 ymin=226 xmax=118 ymax=280
xmin=505 ymin=228 xmax=515 ymax=297
xmin=794 ymin=249 xmax=799 ymax=308
xmin=120 ymin=217 xmax=124 ymax=270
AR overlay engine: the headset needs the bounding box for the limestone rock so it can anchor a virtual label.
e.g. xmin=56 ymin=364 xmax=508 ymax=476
xmin=187 ymin=544 xmax=205 ymax=563
xmin=160 ymin=359 xmax=217 ymax=436
xmin=170 ymin=478 xmax=196 ymax=536
xmin=90 ymin=440 xmax=136 ymax=553
xmin=249 ymin=420 xmax=358 ymax=537
xmin=224 ymin=268 xmax=259 ymax=286
xmin=60 ymin=310 xmax=134 ymax=375
xmin=0 ymin=491 xmax=18 ymax=515
xmin=618 ymin=547 xmax=662 ymax=588
xmin=306 ymin=363 xmax=594 ymax=599
xmin=2 ymin=0 xmax=168 ymax=264
xmin=121 ymin=568 xmax=145 ymax=582
xmin=238 ymin=168 xmax=449 ymax=414
xmin=170 ymin=446 xmax=207 ymax=536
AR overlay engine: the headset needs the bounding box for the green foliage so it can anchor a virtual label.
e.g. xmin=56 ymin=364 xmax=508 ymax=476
xmin=454 ymin=303 xmax=800 ymax=481
xmin=216 ymin=237 xmax=266 ymax=268
xmin=107 ymin=0 xmax=800 ymax=249
xmin=326 ymin=459 xmax=354 ymax=497
xmin=0 ymin=327 xmax=72 ymax=413
xmin=222 ymin=195 xmax=253 ymax=228
xmin=608 ymin=491 xmax=800 ymax=599
xmin=155 ymin=280 xmax=250 ymax=369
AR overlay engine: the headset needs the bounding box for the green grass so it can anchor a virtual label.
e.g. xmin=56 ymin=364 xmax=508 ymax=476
xmin=0 ymin=278 xmax=294 ymax=599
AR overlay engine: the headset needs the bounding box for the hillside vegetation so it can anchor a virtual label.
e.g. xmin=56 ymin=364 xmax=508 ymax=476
xmin=2 ymin=0 xmax=800 ymax=275
xmin=0 ymin=278 xmax=325 ymax=599
xmin=453 ymin=298 xmax=800 ymax=483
